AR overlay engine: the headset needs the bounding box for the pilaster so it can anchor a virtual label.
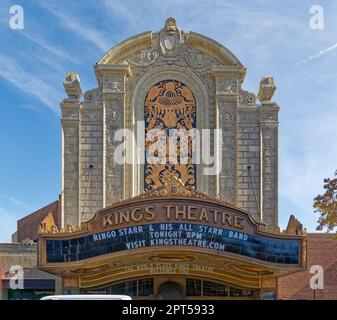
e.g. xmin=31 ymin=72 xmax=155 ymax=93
xmin=211 ymin=67 xmax=240 ymax=204
xmin=61 ymin=73 xmax=81 ymax=227
xmin=95 ymin=65 xmax=130 ymax=207
xmin=257 ymin=76 xmax=279 ymax=227
xmin=260 ymin=104 xmax=279 ymax=227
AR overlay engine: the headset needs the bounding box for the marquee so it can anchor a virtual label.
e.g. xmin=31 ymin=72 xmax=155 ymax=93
xmin=38 ymin=175 xmax=305 ymax=272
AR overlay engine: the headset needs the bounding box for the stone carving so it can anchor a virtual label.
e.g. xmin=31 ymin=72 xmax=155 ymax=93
xmin=246 ymin=93 xmax=256 ymax=104
xmin=261 ymin=127 xmax=277 ymax=225
xmin=260 ymin=111 xmax=278 ymax=122
xmin=105 ymin=179 xmax=116 ymax=205
xmin=83 ymin=88 xmax=101 ymax=103
xmin=104 ymin=77 xmax=124 ymax=93
xmin=216 ymin=78 xmax=237 ymax=95
xmin=127 ymin=49 xmax=160 ymax=67
xmin=218 ymin=103 xmax=235 ymax=202
xmin=63 ymin=72 xmax=82 ymax=99
xmin=123 ymin=18 xmax=220 ymax=73
xmin=239 ymin=89 xmax=256 ymax=106
xmin=64 ymin=143 xmax=72 ymax=155
xmin=106 ymin=107 xmax=119 ymax=122
xmin=106 ymin=102 xmax=122 ymax=145
xmin=118 ymin=18 xmax=222 ymax=197
xmin=257 ymin=77 xmax=276 ymax=103
xmin=182 ymin=46 xmax=215 ymax=69
xmin=62 ymin=109 xmax=78 ymax=120
xmin=159 ymin=17 xmax=186 ymax=57
xmin=104 ymin=98 xmax=124 ymax=206
xmin=106 ymin=160 xmax=123 ymax=206
xmin=222 ymin=112 xmax=232 ymax=122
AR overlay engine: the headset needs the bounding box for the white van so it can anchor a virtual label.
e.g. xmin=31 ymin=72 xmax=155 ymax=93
xmin=41 ymin=295 xmax=132 ymax=300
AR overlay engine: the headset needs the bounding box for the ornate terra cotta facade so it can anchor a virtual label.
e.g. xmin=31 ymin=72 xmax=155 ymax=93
xmin=38 ymin=18 xmax=307 ymax=299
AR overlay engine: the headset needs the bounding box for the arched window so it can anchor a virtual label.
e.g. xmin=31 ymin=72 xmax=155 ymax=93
xmin=144 ymin=80 xmax=196 ymax=190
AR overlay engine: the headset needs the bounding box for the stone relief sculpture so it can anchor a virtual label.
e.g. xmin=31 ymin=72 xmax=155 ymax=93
xmin=127 ymin=49 xmax=160 ymax=67
xmin=159 ymin=17 xmax=185 ymax=57
xmin=216 ymin=78 xmax=238 ymax=95
xmin=104 ymin=78 xmax=124 ymax=93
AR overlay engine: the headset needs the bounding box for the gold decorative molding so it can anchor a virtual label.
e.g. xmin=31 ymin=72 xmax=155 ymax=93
xmin=135 ymin=171 xmax=208 ymax=200
xmin=38 ymin=212 xmax=57 ymax=234
xmin=38 ymin=212 xmax=85 ymax=235
xmin=284 ymin=214 xmax=305 ymax=236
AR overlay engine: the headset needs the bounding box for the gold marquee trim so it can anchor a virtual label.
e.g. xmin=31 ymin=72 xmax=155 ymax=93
xmin=137 ymin=172 xmax=208 ymax=200
xmin=38 ymin=173 xmax=307 ymax=238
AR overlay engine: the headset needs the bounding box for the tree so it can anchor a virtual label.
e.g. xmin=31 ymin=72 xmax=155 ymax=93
xmin=315 ymin=170 xmax=337 ymax=231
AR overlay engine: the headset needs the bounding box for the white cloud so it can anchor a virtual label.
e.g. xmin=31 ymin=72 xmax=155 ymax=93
xmin=41 ymin=3 xmax=111 ymax=52
xmin=0 ymin=53 xmax=62 ymax=113
xmin=22 ymin=32 xmax=78 ymax=64
xmin=0 ymin=195 xmax=32 ymax=210
xmin=296 ymin=42 xmax=337 ymax=65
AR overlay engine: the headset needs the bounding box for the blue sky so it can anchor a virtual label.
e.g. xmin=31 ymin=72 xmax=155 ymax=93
xmin=0 ymin=0 xmax=336 ymax=242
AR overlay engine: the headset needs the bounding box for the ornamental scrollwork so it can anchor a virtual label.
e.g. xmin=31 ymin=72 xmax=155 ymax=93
xmin=144 ymin=80 xmax=196 ymax=191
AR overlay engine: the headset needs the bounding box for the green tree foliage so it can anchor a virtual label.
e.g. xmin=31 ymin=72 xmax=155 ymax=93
xmin=315 ymin=170 xmax=337 ymax=231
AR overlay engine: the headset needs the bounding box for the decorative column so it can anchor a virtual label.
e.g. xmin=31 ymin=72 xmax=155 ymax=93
xmin=61 ymin=72 xmax=82 ymax=227
xmin=95 ymin=65 xmax=130 ymax=208
xmin=258 ymin=77 xmax=279 ymax=227
xmin=211 ymin=67 xmax=242 ymax=204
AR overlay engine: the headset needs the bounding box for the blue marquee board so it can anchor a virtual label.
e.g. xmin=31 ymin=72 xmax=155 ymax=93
xmin=45 ymin=223 xmax=300 ymax=265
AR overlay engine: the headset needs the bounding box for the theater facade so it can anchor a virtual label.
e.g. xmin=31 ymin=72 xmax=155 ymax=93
xmin=37 ymin=18 xmax=307 ymax=300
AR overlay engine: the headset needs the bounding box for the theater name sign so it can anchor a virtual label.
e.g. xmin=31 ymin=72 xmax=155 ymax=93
xmin=38 ymin=177 xmax=306 ymax=290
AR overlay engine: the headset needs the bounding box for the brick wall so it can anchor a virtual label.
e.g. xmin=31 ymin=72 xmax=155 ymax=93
xmin=79 ymin=119 xmax=103 ymax=221
xmin=278 ymin=233 xmax=337 ymax=300
xmin=16 ymin=196 xmax=61 ymax=242
xmin=236 ymin=122 xmax=261 ymax=222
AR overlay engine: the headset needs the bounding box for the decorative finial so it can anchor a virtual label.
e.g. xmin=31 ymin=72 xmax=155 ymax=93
xmin=285 ymin=214 xmax=304 ymax=235
xmin=257 ymin=76 xmax=276 ymax=103
xmin=38 ymin=212 xmax=58 ymax=234
xmin=63 ymin=72 xmax=82 ymax=100
xmin=164 ymin=17 xmax=177 ymax=35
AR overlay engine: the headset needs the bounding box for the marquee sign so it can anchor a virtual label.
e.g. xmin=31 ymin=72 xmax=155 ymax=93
xmin=45 ymin=222 xmax=300 ymax=265
xmin=39 ymin=177 xmax=305 ymax=270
